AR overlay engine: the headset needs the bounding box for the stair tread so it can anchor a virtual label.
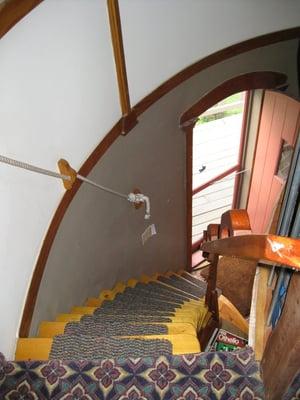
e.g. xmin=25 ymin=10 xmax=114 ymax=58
xmin=38 ymin=321 xmax=66 ymax=337
xmin=50 ymin=335 xmax=173 ymax=359
xmin=21 ymin=269 xmax=213 ymax=361
xmin=38 ymin=320 xmax=197 ymax=338
xmin=16 ymin=338 xmax=53 ymax=361
xmin=56 ymin=314 xmax=83 ymax=322
xmin=157 ymin=276 xmax=206 ymax=297
xmin=50 ymin=334 xmax=200 ymax=359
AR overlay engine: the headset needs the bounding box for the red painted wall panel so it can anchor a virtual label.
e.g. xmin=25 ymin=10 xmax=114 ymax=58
xmin=247 ymin=92 xmax=299 ymax=233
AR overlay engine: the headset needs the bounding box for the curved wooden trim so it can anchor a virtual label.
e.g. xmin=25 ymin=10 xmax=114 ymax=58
xmin=0 ymin=0 xmax=43 ymax=39
xmin=19 ymin=28 xmax=300 ymax=337
xmin=134 ymin=27 xmax=300 ymax=117
xmin=180 ymin=71 xmax=287 ymax=126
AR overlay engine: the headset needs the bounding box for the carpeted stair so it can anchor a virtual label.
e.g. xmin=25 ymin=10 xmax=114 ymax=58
xmin=0 ymin=348 xmax=265 ymax=399
xmin=16 ymin=270 xmax=211 ymax=360
xmin=8 ymin=270 xmax=273 ymax=399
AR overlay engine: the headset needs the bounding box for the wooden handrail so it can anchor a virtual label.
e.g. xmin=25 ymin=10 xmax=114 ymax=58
xmin=201 ymin=234 xmax=300 ymax=271
xmin=199 ymin=209 xmax=300 ymax=351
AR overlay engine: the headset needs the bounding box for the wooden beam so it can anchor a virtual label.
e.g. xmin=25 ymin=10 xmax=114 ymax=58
xmin=201 ymin=234 xmax=300 ymax=270
xmin=107 ymin=0 xmax=137 ymax=134
xmin=0 ymin=0 xmax=43 ymax=39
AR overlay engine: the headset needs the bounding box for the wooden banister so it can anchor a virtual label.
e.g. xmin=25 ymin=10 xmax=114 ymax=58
xmin=199 ymin=209 xmax=300 ymax=351
xmin=220 ymin=209 xmax=251 ymax=238
xmin=201 ymin=234 xmax=300 ymax=271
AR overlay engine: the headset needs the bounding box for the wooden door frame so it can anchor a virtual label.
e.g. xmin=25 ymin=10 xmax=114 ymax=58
xmin=181 ymin=71 xmax=287 ymax=271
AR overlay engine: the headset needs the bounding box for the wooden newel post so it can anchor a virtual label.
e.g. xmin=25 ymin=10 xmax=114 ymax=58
xmin=205 ymin=253 xmax=219 ymax=322
xmin=198 ymin=251 xmax=220 ymax=348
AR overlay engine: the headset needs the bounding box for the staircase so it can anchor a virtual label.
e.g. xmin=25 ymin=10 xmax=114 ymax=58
xmin=1 ymin=269 xmax=265 ymax=399
xmin=16 ymin=270 xmax=210 ymax=360
xmin=1 ymin=210 xmax=300 ymax=399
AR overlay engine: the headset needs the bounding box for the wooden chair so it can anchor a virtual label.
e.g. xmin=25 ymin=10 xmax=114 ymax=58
xmin=201 ymin=209 xmax=300 ymax=321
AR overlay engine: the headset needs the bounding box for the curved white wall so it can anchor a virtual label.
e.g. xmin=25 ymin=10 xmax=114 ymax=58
xmin=0 ymin=0 xmax=120 ymax=358
xmin=119 ymin=0 xmax=300 ymax=104
xmin=0 ymin=0 xmax=299 ymax=358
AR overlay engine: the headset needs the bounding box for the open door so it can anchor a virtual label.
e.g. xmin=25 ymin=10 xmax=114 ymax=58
xmin=247 ymin=91 xmax=300 ymax=233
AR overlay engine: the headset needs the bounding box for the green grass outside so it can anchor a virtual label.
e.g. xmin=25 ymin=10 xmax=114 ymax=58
xmin=197 ymin=107 xmax=243 ymax=124
xmin=220 ymin=92 xmax=243 ymax=105
xmin=196 ymin=92 xmax=244 ymax=125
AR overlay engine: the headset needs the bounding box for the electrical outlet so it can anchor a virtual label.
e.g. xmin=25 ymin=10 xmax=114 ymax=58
xmin=142 ymin=224 xmax=157 ymax=245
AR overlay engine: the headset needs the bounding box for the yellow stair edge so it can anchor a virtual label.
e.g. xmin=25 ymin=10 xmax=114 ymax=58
xmin=180 ymin=299 xmax=206 ymax=310
xmin=37 ymin=320 xmax=197 ymax=339
xmin=71 ymin=307 xmax=96 ymax=315
xmin=55 ymin=311 xmax=201 ymax=327
xmin=85 ymin=296 xmax=203 ymax=309
xmin=165 ymin=322 xmax=196 ymax=335
xmin=98 ymin=289 xmax=115 ymax=300
xmin=93 ymin=270 xmax=192 ymax=303
xmin=97 ymin=273 xmax=175 ymax=297
xmin=127 ymin=278 xmax=139 ymax=287
xmin=15 ymin=338 xmax=53 ymax=361
xmin=140 ymin=271 xmax=177 ymax=282
xmin=98 ymin=282 xmax=126 ymax=301
xmin=15 ymin=332 xmax=200 ymax=361
xmin=30 ymin=269 xmax=206 ymax=360
xmin=85 ymin=297 xmax=104 ymax=307
xmin=38 ymin=321 xmax=66 ymax=338
xmin=56 ymin=314 xmax=83 ymax=322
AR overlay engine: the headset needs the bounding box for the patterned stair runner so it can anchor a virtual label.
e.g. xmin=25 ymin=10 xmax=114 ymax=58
xmin=49 ymin=272 xmax=209 ymax=359
xmin=50 ymin=336 xmax=173 ymax=359
xmin=64 ymin=321 xmax=168 ymax=336
xmin=7 ymin=271 xmax=273 ymax=398
xmin=0 ymin=348 xmax=266 ymax=399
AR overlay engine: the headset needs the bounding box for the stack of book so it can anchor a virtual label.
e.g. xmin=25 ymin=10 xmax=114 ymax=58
xmin=206 ymin=328 xmax=247 ymax=352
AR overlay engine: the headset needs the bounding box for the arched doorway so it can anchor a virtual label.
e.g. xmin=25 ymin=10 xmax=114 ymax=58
xmin=180 ymin=71 xmax=289 ymax=270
